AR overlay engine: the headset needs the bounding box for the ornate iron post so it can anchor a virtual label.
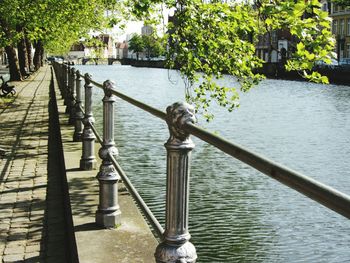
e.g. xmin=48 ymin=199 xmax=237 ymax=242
xmin=155 ymin=102 xmax=197 ymax=263
xmin=73 ymin=70 xmax=84 ymax=142
xmin=68 ymin=67 xmax=76 ymax=124
xmin=65 ymin=65 xmax=73 ymax=114
xmin=63 ymin=63 xmax=69 ymax=105
xmin=60 ymin=63 xmax=66 ymax=99
xmin=80 ymin=73 xmax=97 ymax=170
xmin=95 ymin=80 xmax=121 ymax=228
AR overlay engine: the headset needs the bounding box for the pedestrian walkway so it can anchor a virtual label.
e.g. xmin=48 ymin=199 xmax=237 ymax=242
xmin=0 ymin=66 xmax=67 ymax=263
xmin=0 ymin=65 xmax=159 ymax=263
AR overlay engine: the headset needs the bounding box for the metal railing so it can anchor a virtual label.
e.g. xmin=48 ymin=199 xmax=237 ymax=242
xmin=52 ymin=61 xmax=350 ymax=263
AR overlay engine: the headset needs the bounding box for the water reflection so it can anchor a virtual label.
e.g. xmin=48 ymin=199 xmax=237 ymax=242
xmin=76 ymin=65 xmax=350 ymax=262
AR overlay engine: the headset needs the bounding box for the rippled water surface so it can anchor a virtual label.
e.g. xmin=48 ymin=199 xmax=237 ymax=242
xmin=76 ymin=65 xmax=350 ymax=262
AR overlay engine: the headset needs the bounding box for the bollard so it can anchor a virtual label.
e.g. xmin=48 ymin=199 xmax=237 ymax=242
xmin=73 ymin=70 xmax=84 ymax=142
xmin=59 ymin=63 xmax=65 ymax=98
xmin=80 ymin=73 xmax=97 ymax=170
xmin=155 ymin=102 xmax=197 ymax=263
xmin=95 ymin=80 xmax=121 ymax=228
xmin=65 ymin=65 xmax=73 ymax=115
xmin=68 ymin=67 xmax=76 ymax=124
xmin=63 ymin=63 xmax=69 ymax=106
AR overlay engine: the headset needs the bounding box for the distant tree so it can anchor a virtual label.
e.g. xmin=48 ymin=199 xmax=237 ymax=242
xmin=142 ymin=34 xmax=166 ymax=59
xmin=333 ymin=0 xmax=350 ymax=7
xmin=128 ymin=34 xmax=145 ymax=60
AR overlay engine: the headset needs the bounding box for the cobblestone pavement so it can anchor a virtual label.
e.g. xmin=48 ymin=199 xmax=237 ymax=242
xmin=0 ymin=67 xmax=67 ymax=263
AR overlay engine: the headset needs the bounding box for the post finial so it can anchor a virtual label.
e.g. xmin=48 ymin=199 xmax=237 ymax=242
xmin=166 ymin=102 xmax=196 ymax=143
xmin=103 ymin=79 xmax=115 ymax=97
xmin=84 ymin=73 xmax=92 ymax=85
xmin=76 ymin=69 xmax=81 ymax=80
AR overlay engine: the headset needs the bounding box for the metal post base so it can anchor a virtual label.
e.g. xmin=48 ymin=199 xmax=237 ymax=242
xmin=95 ymin=210 xmax=121 ymax=228
xmin=68 ymin=107 xmax=75 ymax=125
xmin=155 ymin=241 xmax=197 ymax=263
xmin=65 ymin=104 xmax=71 ymax=114
xmin=80 ymin=159 xmax=97 ymax=170
xmin=73 ymin=132 xmax=83 ymax=142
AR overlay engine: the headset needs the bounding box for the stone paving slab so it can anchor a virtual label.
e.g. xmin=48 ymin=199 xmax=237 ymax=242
xmin=0 ymin=65 xmax=160 ymax=263
xmin=0 ymin=67 xmax=67 ymax=263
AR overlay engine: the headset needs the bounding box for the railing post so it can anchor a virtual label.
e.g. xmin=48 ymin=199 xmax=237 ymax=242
xmin=68 ymin=67 xmax=76 ymax=124
xmin=73 ymin=70 xmax=84 ymax=142
xmin=63 ymin=63 xmax=69 ymax=106
xmin=80 ymin=73 xmax=97 ymax=170
xmin=66 ymin=65 xmax=73 ymax=115
xmin=95 ymin=80 xmax=121 ymax=228
xmin=60 ymin=63 xmax=66 ymax=98
xmin=155 ymin=102 xmax=197 ymax=263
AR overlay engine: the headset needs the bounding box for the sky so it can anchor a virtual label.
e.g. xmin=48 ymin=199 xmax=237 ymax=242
xmin=112 ymin=6 xmax=172 ymax=42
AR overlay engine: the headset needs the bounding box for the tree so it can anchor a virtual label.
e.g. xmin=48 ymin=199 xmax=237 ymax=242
xmin=0 ymin=0 xmax=120 ymax=79
xmin=128 ymin=34 xmax=145 ymax=60
xmin=0 ymin=0 xmax=25 ymax=80
xmin=0 ymin=0 xmax=337 ymax=119
xmin=128 ymin=0 xmax=335 ymax=119
xmin=333 ymin=0 xmax=350 ymax=6
xmin=142 ymin=34 xmax=166 ymax=59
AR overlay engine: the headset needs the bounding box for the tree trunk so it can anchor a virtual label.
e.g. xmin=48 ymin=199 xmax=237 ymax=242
xmin=33 ymin=40 xmax=43 ymax=70
xmin=5 ymin=45 xmax=22 ymax=81
xmin=17 ymin=37 xmax=29 ymax=77
xmin=25 ymin=37 xmax=32 ymax=71
xmin=40 ymin=45 xmax=44 ymax=66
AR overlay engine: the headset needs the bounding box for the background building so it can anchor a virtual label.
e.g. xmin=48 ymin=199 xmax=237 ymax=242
xmin=329 ymin=1 xmax=350 ymax=60
xmin=255 ymin=29 xmax=296 ymax=63
xmin=115 ymin=41 xmax=128 ymax=59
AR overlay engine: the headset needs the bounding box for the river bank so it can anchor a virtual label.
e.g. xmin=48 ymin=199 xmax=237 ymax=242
xmin=119 ymin=59 xmax=349 ymax=86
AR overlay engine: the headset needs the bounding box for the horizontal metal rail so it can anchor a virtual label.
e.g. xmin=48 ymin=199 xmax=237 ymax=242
xmin=107 ymin=152 xmax=165 ymax=238
xmin=184 ymin=122 xmax=350 ymax=219
xmin=89 ymin=121 xmax=103 ymax=145
xmin=110 ymin=89 xmax=166 ymax=120
xmin=86 ymin=118 xmax=165 ymax=238
xmin=75 ymin=89 xmax=165 ymax=236
xmin=76 ymin=71 xmax=167 ymax=121
xmin=69 ymin=63 xmax=350 ymax=220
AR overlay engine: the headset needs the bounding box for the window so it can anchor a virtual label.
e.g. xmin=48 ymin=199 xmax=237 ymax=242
xmin=333 ymin=20 xmax=338 ymax=35
xmin=347 ymin=19 xmax=350 ymax=35
xmin=347 ymin=44 xmax=350 ymax=58
xmin=271 ymin=31 xmax=277 ymax=43
xmin=340 ymin=19 xmax=345 ymax=36
xmin=333 ymin=4 xmax=338 ymax=13
xmin=322 ymin=3 xmax=327 ymax=11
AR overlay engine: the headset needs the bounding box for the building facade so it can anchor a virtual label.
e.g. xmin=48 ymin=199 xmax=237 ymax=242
xmin=115 ymin=41 xmax=128 ymax=59
xmin=68 ymin=34 xmax=116 ymax=62
xmin=329 ymin=1 xmax=350 ymax=60
xmin=255 ymin=29 xmax=297 ymax=63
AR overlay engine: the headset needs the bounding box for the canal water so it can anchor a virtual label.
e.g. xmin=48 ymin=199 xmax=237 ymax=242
xmin=76 ymin=64 xmax=350 ymax=262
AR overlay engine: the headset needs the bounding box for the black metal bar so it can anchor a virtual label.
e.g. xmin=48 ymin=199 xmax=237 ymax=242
xmin=184 ymin=122 xmax=350 ymax=219
xmin=90 ymin=79 xmax=104 ymax=89
xmin=85 ymin=115 xmax=164 ymax=238
xmin=89 ymin=121 xmax=103 ymax=145
xmin=110 ymin=89 xmax=166 ymax=120
xmin=107 ymin=152 xmax=165 ymax=239
xmin=76 ymin=71 xmax=166 ymax=120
